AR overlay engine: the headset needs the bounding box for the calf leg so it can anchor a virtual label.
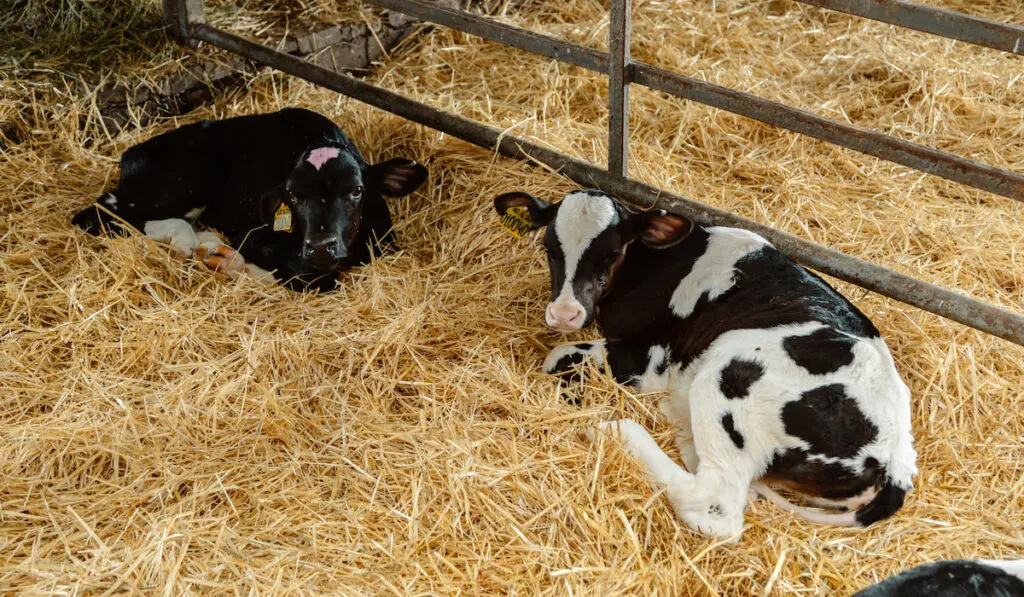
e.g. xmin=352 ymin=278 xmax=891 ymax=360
xmin=588 ymin=419 xmax=747 ymax=541
xmin=144 ymin=218 xmax=199 ymax=257
xmin=543 ymin=341 xmax=607 ymax=382
xmin=543 ymin=340 xmax=656 ymax=387
xmin=193 ymin=232 xmax=274 ymax=282
xmin=660 ymin=395 xmax=699 ymax=473
xmin=145 ymin=223 xmax=273 ymax=283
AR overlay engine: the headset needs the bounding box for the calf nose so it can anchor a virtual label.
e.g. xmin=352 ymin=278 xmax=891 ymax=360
xmin=546 ymin=301 xmax=586 ymax=331
xmin=302 ymin=235 xmax=344 ymax=263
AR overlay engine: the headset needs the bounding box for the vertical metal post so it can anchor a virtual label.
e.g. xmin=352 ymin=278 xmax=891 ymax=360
xmin=163 ymin=0 xmax=206 ymax=47
xmin=608 ymin=0 xmax=631 ymax=178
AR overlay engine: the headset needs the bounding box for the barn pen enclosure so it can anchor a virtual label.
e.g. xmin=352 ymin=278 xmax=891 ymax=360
xmin=3 ymin=0 xmax=1024 ymax=594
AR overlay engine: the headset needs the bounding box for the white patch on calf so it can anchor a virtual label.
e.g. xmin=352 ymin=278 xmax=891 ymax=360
xmin=669 ymin=227 xmax=769 ymax=318
xmin=144 ymin=218 xmax=199 ymax=256
xmin=977 ymin=560 xmax=1024 ymax=582
xmin=102 ymin=193 xmax=118 ymax=209
xmin=306 ymin=147 xmax=340 ymax=170
xmin=551 ymin=192 xmax=617 ymax=308
xmin=633 ymin=345 xmax=672 ymax=393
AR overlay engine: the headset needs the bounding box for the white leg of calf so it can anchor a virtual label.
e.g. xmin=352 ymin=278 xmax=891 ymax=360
xmin=751 ymin=482 xmax=858 ymax=527
xmin=589 ymin=419 xmax=746 ymax=541
xmin=590 ymin=420 xmax=686 ymax=487
xmin=543 ymin=341 xmax=607 ymax=375
xmin=144 ymin=218 xmax=199 ymax=257
xmin=659 ymin=396 xmax=699 ymax=473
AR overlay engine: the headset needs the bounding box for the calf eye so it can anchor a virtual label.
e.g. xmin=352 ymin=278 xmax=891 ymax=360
xmin=351 ymin=186 xmax=364 ymax=200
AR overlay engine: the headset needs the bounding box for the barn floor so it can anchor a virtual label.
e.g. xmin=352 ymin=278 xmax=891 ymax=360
xmin=2 ymin=0 xmax=1023 ymax=594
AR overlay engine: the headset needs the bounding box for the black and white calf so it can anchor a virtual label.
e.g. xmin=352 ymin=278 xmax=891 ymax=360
xmin=852 ymin=559 xmax=1024 ymax=597
xmin=495 ymin=189 xmax=917 ymax=540
xmin=73 ymin=108 xmax=427 ymax=291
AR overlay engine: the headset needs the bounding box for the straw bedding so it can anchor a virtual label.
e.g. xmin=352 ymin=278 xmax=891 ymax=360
xmin=2 ymin=0 xmax=1023 ymax=594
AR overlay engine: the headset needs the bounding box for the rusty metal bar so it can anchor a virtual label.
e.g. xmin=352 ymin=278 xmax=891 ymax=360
xmin=362 ymin=0 xmax=1024 ymax=203
xmin=188 ymin=23 xmax=1024 ymax=347
xmin=796 ymin=0 xmax=1024 ymax=55
xmin=607 ymin=0 xmax=632 ymax=177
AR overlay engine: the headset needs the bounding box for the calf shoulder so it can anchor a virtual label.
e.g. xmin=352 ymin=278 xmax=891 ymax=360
xmin=597 ymin=226 xmax=880 ymax=371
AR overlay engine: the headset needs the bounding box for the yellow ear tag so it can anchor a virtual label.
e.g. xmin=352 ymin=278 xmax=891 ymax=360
xmin=499 ymin=205 xmax=533 ymax=238
xmin=273 ymin=203 xmax=293 ymax=232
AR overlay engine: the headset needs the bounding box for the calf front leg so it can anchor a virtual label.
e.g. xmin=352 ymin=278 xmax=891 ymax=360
xmin=144 ymin=218 xmax=200 ymax=257
xmin=193 ymin=232 xmax=275 ymax=283
xmin=543 ymin=340 xmax=652 ymax=387
xmin=543 ymin=341 xmax=608 ymax=381
xmin=588 ymin=419 xmax=747 ymax=542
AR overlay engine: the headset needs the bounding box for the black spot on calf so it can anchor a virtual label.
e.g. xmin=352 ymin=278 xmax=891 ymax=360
xmin=782 ymin=384 xmax=878 ymax=459
xmin=720 ymin=412 xmax=744 ymax=449
xmin=719 ymin=358 xmax=764 ymax=399
xmin=783 ymin=327 xmax=857 ymax=375
xmin=763 ymin=448 xmax=882 ymax=500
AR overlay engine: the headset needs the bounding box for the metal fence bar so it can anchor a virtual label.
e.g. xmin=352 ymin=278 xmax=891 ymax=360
xmin=163 ymin=0 xmax=205 ymax=47
xmin=630 ymin=64 xmax=1024 ymax=202
xmin=607 ymin=0 xmax=631 ymax=177
xmin=795 ymin=0 xmax=1024 ymax=55
xmin=363 ymin=0 xmax=607 ymax=72
xmin=362 ymin=0 xmax=1024 ymax=203
xmin=189 ymin=23 xmax=1024 ymax=347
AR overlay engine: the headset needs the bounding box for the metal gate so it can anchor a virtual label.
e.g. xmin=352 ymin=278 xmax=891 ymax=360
xmin=164 ymin=0 xmax=1024 ymax=346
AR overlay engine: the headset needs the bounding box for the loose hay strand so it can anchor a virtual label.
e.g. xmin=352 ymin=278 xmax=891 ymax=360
xmin=2 ymin=0 xmax=1024 ymax=595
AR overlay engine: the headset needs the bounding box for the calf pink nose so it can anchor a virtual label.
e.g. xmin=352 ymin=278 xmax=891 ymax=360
xmin=546 ymin=302 xmax=585 ymax=330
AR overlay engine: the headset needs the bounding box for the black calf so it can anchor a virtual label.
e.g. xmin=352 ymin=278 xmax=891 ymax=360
xmin=73 ymin=107 xmax=427 ymax=291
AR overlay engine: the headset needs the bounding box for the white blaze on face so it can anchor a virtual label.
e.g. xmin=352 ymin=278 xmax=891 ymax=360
xmin=547 ymin=192 xmax=617 ymax=330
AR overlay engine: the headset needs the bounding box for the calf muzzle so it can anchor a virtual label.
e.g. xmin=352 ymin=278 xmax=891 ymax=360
xmin=302 ymin=234 xmax=345 ymax=268
xmin=546 ymin=301 xmax=586 ymax=332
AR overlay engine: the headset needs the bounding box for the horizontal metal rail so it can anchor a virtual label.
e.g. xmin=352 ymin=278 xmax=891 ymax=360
xmin=190 ymin=23 xmax=1024 ymax=347
xmin=796 ymin=0 xmax=1024 ymax=56
xmin=363 ymin=0 xmax=1024 ymax=203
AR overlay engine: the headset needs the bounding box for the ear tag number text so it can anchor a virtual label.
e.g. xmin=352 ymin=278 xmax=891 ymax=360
xmin=273 ymin=204 xmax=293 ymax=233
xmin=499 ymin=206 xmax=533 ymax=238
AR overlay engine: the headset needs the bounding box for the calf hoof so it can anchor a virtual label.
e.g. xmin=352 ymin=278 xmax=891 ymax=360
xmin=194 ymin=233 xmax=246 ymax=273
xmin=197 ymin=245 xmax=246 ymax=273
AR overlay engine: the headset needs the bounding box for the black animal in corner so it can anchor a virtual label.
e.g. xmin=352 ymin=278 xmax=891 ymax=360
xmin=72 ymin=107 xmax=427 ymax=291
xmin=852 ymin=559 xmax=1024 ymax=597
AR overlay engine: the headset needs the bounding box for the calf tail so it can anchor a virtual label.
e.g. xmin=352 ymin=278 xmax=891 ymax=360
xmin=72 ymin=192 xmax=125 ymax=235
xmin=753 ymin=475 xmax=909 ymax=528
xmin=852 ymin=480 xmax=906 ymax=527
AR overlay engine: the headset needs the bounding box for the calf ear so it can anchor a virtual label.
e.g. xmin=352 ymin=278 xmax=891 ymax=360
xmin=493 ymin=192 xmax=557 ymax=229
xmin=367 ymin=158 xmax=428 ymax=197
xmin=628 ymin=210 xmax=692 ymax=248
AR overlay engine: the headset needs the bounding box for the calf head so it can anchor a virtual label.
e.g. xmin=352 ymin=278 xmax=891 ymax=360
xmin=268 ymin=146 xmax=427 ymax=271
xmin=494 ymin=190 xmax=691 ymax=332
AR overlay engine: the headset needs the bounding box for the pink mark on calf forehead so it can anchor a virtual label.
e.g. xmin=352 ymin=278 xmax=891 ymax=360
xmin=306 ymin=147 xmax=341 ymax=170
